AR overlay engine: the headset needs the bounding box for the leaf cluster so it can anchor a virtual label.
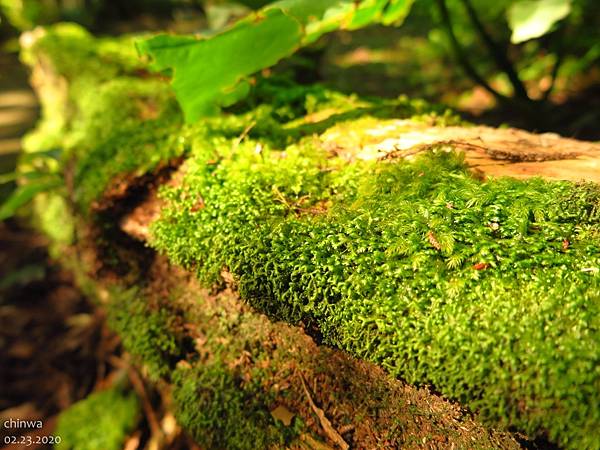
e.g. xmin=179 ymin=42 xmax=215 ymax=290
xmin=137 ymin=0 xmax=416 ymax=121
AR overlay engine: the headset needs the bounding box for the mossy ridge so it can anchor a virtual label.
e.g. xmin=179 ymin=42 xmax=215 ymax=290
xmin=106 ymin=286 xmax=184 ymax=381
xmin=123 ymin=260 xmax=521 ymax=449
xmin=54 ymin=385 xmax=140 ymax=450
xmin=151 ymin=144 xmax=600 ymax=448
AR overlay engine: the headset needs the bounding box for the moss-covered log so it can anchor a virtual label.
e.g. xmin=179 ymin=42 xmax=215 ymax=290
xmin=16 ymin=24 xmax=600 ymax=450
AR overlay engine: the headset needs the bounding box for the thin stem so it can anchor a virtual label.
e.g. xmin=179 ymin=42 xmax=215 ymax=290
xmin=434 ymin=0 xmax=508 ymax=103
xmin=459 ymin=0 xmax=530 ymax=101
xmin=542 ymin=26 xmax=566 ymax=101
xmin=543 ymin=54 xmax=563 ymax=101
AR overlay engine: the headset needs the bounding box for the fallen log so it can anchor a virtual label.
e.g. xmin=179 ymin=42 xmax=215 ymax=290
xmin=16 ymin=24 xmax=600 ymax=450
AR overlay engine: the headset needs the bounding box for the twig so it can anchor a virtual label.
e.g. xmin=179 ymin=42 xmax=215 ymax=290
xmin=298 ymin=372 xmax=349 ymax=450
xmin=300 ymin=433 xmax=336 ymax=450
xmin=128 ymin=366 xmax=163 ymax=444
xmin=109 ymin=355 xmax=164 ymax=445
xmin=379 ymin=139 xmax=488 ymax=161
xmin=233 ymin=120 xmax=256 ymax=147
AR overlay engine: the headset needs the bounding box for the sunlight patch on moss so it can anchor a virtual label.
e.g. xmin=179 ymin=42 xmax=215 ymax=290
xmin=55 ymin=386 xmax=140 ymax=450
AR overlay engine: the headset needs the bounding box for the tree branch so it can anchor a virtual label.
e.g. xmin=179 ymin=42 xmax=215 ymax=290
xmin=434 ymin=0 xmax=508 ymax=103
xmin=459 ymin=0 xmax=530 ymax=101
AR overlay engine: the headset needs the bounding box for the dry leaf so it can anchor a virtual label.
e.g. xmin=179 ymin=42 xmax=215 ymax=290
xmin=270 ymin=405 xmax=295 ymax=426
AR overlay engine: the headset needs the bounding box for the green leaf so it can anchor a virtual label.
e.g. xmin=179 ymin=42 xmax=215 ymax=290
xmin=507 ymin=0 xmax=572 ymax=44
xmin=0 ymin=170 xmax=53 ymax=184
xmin=382 ymin=0 xmax=415 ymax=26
xmin=137 ymin=8 xmax=302 ymax=121
xmin=0 ymin=179 xmax=61 ymax=221
xmin=137 ymin=0 xmax=414 ymax=122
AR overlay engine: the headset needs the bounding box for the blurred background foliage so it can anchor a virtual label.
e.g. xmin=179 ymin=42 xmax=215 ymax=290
xmin=0 ymin=0 xmax=598 ymax=134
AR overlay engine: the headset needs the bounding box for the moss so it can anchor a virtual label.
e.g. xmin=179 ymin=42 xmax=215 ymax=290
xmin=172 ymin=361 xmax=297 ymax=450
xmin=19 ymin=24 xmax=184 ymax=213
xmin=21 ymin=23 xmax=142 ymax=155
xmin=69 ymin=77 xmax=183 ymax=210
xmin=106 ymin=287 xmax=182 ymax=380
xmin=20 ymin=24 xmax=599 ymax=448
xmin=20 ymin=23 xmax=141 ymax=87
xmin=152 ymin=145 xmax=600 ymax=449
xmin=54 ymin=386 xmax=140 ymax=450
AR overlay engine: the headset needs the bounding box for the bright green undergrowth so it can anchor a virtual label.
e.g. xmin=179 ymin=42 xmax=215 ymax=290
xmin=151 ymin=143 xmax=600 ymax=449
xmin=54 ymin=386 xmax=140 ymax=450
xmin=19 ymin=24 xmax=185 ymax=213
xmin=21 ymin=23 xmax=143 ymax=155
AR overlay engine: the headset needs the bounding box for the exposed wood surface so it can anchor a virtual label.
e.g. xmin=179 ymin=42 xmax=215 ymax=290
xmin=321 ymin=120 xmax=600 ymax=183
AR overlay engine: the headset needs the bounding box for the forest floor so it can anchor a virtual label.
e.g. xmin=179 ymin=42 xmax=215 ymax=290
xmin=0 ymin=221 xmax=112 ymax=449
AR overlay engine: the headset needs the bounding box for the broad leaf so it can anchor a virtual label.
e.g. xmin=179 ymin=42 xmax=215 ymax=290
xmin=137 ymin=0 xmax=414 ymax=122
xmin=507 ymin=0 xmax=572 ymax=44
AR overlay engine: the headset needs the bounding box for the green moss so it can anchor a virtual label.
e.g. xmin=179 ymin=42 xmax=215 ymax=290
xmin=54 ymin=386 xmax=140 ymax=450
xmin=21 ymin=23 xmax=143 ymax=155
xmin=19 ymin=24 xmax=185 ymax=212
xmin=172 ymin=361 xmax=297 ymax=450
xmin=69 ymin=77 xmax=183 ymax=210
xmin=20 ymin=23 xmax=141 ymax=85
xmin=152 ymin=146 xmax=600 ymax=449
xmin=107 ymin=287 xmax=181 ymax=380
xmin=20 ymin=24 xmax=599 ymax=448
